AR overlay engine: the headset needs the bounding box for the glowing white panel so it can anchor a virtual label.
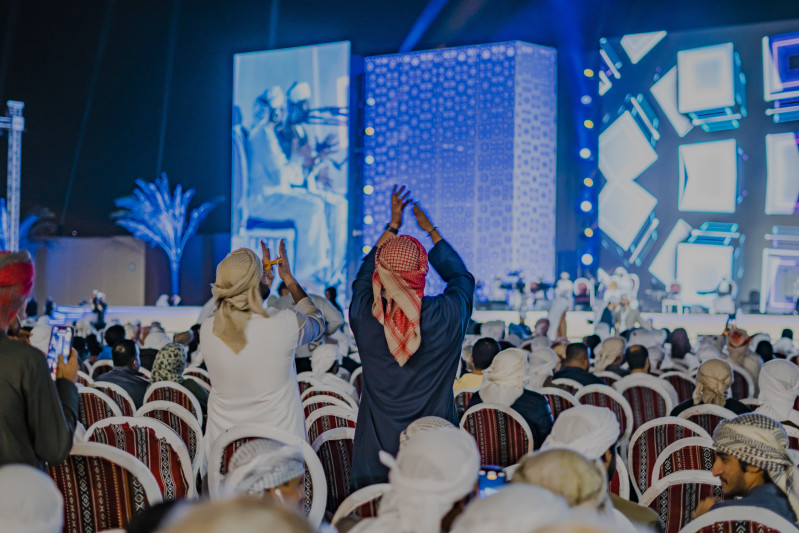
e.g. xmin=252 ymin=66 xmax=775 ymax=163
xmin=599 ymin=181 xmax=657 ymax=251
xmin=650 ymin=67 xmax=693 ymax=137
xmin=620 ymin=31 xmax=667 ymax=64
xmin=648 ymin=219 xmax=693 ymax=286
xmin=765 ymin=132 xmax=799 ymax=215
xmin=676 ymin=242 xmax=733 ymax=307
xmin=677 ymin=43 xmax=735 ymax=113
xmin=599 ymin=111 xmax=658 ymax=183
xmin=678 ymin=139 xmax=738 ymax=213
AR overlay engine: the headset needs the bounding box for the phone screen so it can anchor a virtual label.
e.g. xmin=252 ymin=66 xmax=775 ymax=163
xmin=47 ymin=326 xmax=74 ymax=380
xmin=477 ymin=467 xmax=507 ymax=498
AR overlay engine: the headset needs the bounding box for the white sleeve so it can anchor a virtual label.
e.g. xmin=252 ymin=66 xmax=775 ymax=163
xmin=292 ymin=297 xmax=324 ymax=346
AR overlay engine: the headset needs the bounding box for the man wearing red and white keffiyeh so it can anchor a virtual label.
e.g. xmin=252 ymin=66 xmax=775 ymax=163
xmin=350 ymin=185 xmax=475 ymax=488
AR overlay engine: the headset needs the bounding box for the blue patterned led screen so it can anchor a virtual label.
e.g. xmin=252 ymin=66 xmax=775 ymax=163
xmin=362 ymin=42 xmax=557 ymax=294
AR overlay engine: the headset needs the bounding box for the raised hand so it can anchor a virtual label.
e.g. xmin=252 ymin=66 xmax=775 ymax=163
xmin=412 ymin=202 xmax=435 ymax=232
xmin=260 ymin=240 xmax=275 ymax=287
xmin=56 ymin=348 xmax=79 ymax=383
xmin=277 ymin=239 xmax=295 ymax=283
xmin=391 ymin=185 xmax=413 ymax=228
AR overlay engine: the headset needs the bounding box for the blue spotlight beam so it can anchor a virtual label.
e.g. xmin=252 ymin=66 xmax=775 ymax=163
xmin=399 ymin=0 xmax=451 ymax=53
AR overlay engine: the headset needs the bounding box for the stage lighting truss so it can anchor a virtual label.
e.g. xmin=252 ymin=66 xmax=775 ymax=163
xmin=598 ymin=38 xmax=622 ymax=96
xmin=677 ymin=43 xmax=747 ymax=132
xmin=763 ymin=31 xmax=799 ymax=123
xmin=761 ymin=225 xmax=799 ymax=313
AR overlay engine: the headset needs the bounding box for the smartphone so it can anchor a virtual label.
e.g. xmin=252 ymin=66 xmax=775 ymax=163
xmin=477 ymin=466 xmax=507 ymax=498
xmin=47 ymin=326 xmax=74 ymax=380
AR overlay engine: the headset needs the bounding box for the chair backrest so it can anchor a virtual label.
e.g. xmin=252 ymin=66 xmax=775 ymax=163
xmin=614 ymin=376 xmax=676 ymax=430
xmin=301 ymin=386 xmax=359 ymax=411
xmin=297 ymin=373 xmax=323 ymax=395
xmin=659 ymin=371 xmax=696 ymax=403
xmin=138 ymin=367 xmax=152 ymax=380
xmin=651 ymin=437 xmax=715 ymax=485
xmin=627 ymin=417 xmax=711 ymax=499
xmin=575 ymin=384 xmax=635 ymax=445
xmin=311 ymin=427 xmax=356 ymax=518
xmin=183 ymin=367 xmax=211 ymax=387
xmin=349 ymin=367 xmax=363 ymax=398
xmin=740 ymin=398 xmax=762 ymax=408
xmin=460 ymin=403 xmax=533 ymax=467
xmin=85 ymin=416 xmax=195 ymax=499
xmin=639 ymin=470 xmax=723 ymax=533
xmin=608 ymin=452 xmax=630 ymax=500
xmin=330 ymin=483 xmax=390 ymax=527
xmin=679 ymin=505 xmax=799 ymax=533
xmin=454 ymin=387 xmax=478 ymax=420
xmin=538 ymin=387 xmax=578 ymax=422
xmin=47 ymin=441 xmax=162 ymax=532
xmin=90 ymin=360 xmax=114 ymax=381
xmin=136 ymin=401 xmax=204 ymax=477
xmin=729 ymin=363 xmax=755 ymax=399
xmin=208 ymin=424 xmax=327 ymax=529
xmin=303 ymin=395 xmax=355 ymax=419
xmin=91 ymin=382 xmax=136 ymax=416
xmin=677 ymin=404 xmax=736 ymax=435
xmin=144 ymin=382 xmax=203 ymax=426
xmin=78 ymin=388 xmax=123 ymax=429
xmin=306 ymin=405 xmax=358 ymax=445
xmin=784 ymin=425 xmax=799 ymax=455
xmin=551 ymin=378 xmax=584 ymax=395
xmin=77 ymin=370 xmax=93 ymax=387
xmin=595 ymin=371 xmax=622 ymax=386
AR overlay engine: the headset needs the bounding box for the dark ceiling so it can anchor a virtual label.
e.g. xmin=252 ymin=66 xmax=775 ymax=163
xmin=1 ymin=0 xmax=798 ymax=236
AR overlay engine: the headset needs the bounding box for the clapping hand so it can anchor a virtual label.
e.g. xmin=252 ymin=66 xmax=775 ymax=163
xmin=412 ymin=202 xmax=435 ymax=232
xmin=390 ymin=185 xmax=413 ymax=228
xmin=260 ymin=240 xmax=275 ymax=287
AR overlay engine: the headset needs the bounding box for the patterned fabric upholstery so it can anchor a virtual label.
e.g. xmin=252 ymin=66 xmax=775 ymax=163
xmin=91 ymin=364 xmax=113 ymax=381
xmin=454 ymin=390 xmax=474 ymax=420
xmin=657 ymin=445 xmax=715 ymax=481
xmin=622 ymin=386 xmax=669 ymax=430
xmin=308 ymin=414 xmax=356 ymax=445
xmin=316 ymin=436 xmax=355 ymax=517
xmin=139 ymin=409 xmax=200 ymax=467
xmin=78 ymin=391 xmax=120 ymax=429
xmin=92 ymin=385 xmax=135 ymax=416
xmin=730 ymin=370 xmax=749 ymax=400
xmin=599 ymin=374 xmax=620 ymax=386
xmin=684 ymin=413 xmax=725 ymax=436
xmin=305 ymin=389 xmax=349 ymax=404
xmin=577 ymin=391 xmax=630 ymax=445
xmin=646 ymin=481 xmax=724 ymax=533
xmin=542 ymin=392 xmax=575 ymax=422
xmin=304 ymin=399 xmax=342 ymax=419
xmin=352 ymin=372 xmax=363 ymax=398
xmin=147 ymin=387 xmax=198 ymax=422
xmin=183 ymin=369 xmax=211 ymax=387
xmin=553 ymin=380 xmax=580 ymax=395
xmin=76 ymin=372 xmax=92 ymax=387
xmin=355 ymin=497 xmax=382 ymax=519
xmin=48 ymin=454 xmax=152 ymax=532
xmin=462 ymin=408 xmax=530 ymax=467
xmin=630 ymin=423 xmax=702 ymax=497
xmin=662 ymin=375 xmax=695 ymax=403
xmin=609 ymin=465 xmax=622 ymax=497
xmin=88 ymin=422 xmax=190 ymax=500
xmin=299 ymin=380 xmax=314 ymax=395
xmin=690 ymin=521 xmax=785 ymax=532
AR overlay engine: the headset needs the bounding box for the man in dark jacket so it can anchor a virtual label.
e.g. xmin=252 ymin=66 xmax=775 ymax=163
xmin=552 ymin=342 xmax=606 ymax=386
xmin=96 ymin=339 xmax=150 ymax=408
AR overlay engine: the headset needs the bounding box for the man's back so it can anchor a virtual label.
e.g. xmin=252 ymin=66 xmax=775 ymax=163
xmin=96 ymin=367 xmax=150 ymax=408
xmin=552 ymin=365 xmax=606 ymax=387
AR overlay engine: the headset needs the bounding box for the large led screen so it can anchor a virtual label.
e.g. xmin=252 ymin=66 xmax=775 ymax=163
xmin=598 ymin=20 xmax=799 ymax=312
xmin=232 ymin=42 xmax=350 ymax=294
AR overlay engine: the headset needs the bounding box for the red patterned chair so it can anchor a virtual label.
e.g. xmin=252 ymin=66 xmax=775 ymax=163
xmin=454 ymin=387 xmax=478 ymax=421
xmin=47 ymin=441 xmax=162 ymax=532
xmin=85 ymin=416 xmax=195 ymax=499
xmin=303 ymin=395 xmax=354 ymax=419
xmin=331 ymin=483 xmax=390 ymax=527
xmin=608 ymin=452 xmax=630 ymax=500
xmin=627 ymin=417 xmax=710 ymax=499
xmin=297 ymin=372 xmax=323 ymax=395
xmin=640 ymin=471 xmax=724 ymax=533
xmin=595 ymin=371 xmax=622 ymax=386
xmin=677 ymin=404 xmax=736 ymax=436
xmin=679 ymin=506 xmax=798 ymax=533
xmin=551 ymin=377 xmax=583 ymax=395
xmin=143 ymin=382 xmax=203 ymax=426
xmin=208 ymin=424 xmax=328 ymax=529
xmin=651 ymin=437 xmax=715 ymax=484
xmin=538 ymin=387 xmax=578 ymax=422
xmin=460 ymin=403 xmax=533 ymax=467
xmin=78 ymin=388 xmax=122 ymax=429
xmin=136 ymin=401 xmax=205 ymax=478
xmin=729 ymin=363 xmax=755 ymax=400
xmin=312 ymin=427 xmax=356 ymax=518
xmin=76 ymin=370 xmax=93 ymax=388
xmin=301 ymin=386 xmax=359 ymax=411
xmin=349 ymin=367 xmax=363 ymax=399
xmin=614 ymin=375 xmax=677 ymax=431
xmin=89 ymin=360 xmax=114 ymax=381
xmin=575 ymin=384 xmax=634 ymax=448
xmin=659 ymin=371 xmax=696 ymax=403
xmin=306 ymin=405 xmax=357 ymax=444
xmin=183 ymin=367 xmax=211 ymax=388
xmin=92 ymin=382 xmax=136 ymax=416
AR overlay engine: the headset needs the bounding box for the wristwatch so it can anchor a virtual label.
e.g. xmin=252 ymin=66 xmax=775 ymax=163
xmin=384 ymin=223 xmax=399 ymax=234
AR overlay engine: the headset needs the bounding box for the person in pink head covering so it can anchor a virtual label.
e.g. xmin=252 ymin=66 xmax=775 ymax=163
xmin=350 ymin=186 xmax=475 ymax=488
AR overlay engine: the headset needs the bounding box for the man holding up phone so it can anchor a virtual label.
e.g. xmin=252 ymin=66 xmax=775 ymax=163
xmin=0 ymin=251 xmax=80 ymax=468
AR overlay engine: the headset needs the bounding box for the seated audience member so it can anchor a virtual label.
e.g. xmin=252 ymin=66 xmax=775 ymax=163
xmin=583 ymin=334 xmax=601 ymax=358
xmin=139 ymin=347 xmax=159 ymax=371
xmin=755 ymin=359 xmax=799 ymax=429
xmin=541 ymin=405 xmax=663 ymax=531
xmin=96 ymin=339 xmax=150 ymax=408
xmin=0 ymin=250 xmax=80 ymax=468
xmin=726 ymin=328 xmax=761 ymax=393
xmin=310 ymin=344 xmax=358 ymax=403
xmin=466 ymin=348 xmax=553 ymax=448
xmin=98 ymin=324 xmax=125 ymax=360
xmin=694 ymin=413 xmax=799 ymax=523
xmin=143 ymin=321 xmax=171 ymax=351
xmin=398 ymin=416 xmax=455 ymax=450
xmin=350 ymin=428 xmax=480 ymax=533
xmin=450 ymin=484 xmax=568 ymax=533
xmin=85 ymin=333 xmax=102 ymax=366
xmin=508 ymin=314 xmax=532 ymax=340
xmin=151 ymin=342 xmax=209 ymax=420
xmin=593 ymin=336 xmax=627 ymax=376
xmin=453 ymin=337 xmax=499 ymax=391
xmin=668 ymin=328 xmax=692 ymax=361
xmin=0 ymin=464 xmax=63 ymax=533
xmin=625 ymin=344 xmax=651 ymax=375
xmin=552 ymin=343 xmax=605 ymax=387
xmin=755 ymin=340 xmax=775 ymax=363
xmin=526 ymin=347 xmax=559 ymax=390
xmin=222 ymin=439 xmax=306 ymax=513
xmin=613 ymin=295 xmax=647 ymax=333
xmin=774 ymin=329 xmax=797 ymax=359
xmin=162 ymin=497 xmax=314 ymax=533
xmin=671 ymin=359 xmax=750 ymax=417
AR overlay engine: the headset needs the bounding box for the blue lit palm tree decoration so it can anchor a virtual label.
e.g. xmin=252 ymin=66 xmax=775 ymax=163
xmin=113 ymin=173 xmax=218 ymax=298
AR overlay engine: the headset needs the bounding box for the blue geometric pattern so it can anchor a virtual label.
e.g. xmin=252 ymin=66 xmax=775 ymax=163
xmin=362 ymin=42 xmax=557 ymax=293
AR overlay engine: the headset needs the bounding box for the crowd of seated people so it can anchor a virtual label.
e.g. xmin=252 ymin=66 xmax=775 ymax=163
xmin=4 ymin=190 xmax=799 ymax=533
